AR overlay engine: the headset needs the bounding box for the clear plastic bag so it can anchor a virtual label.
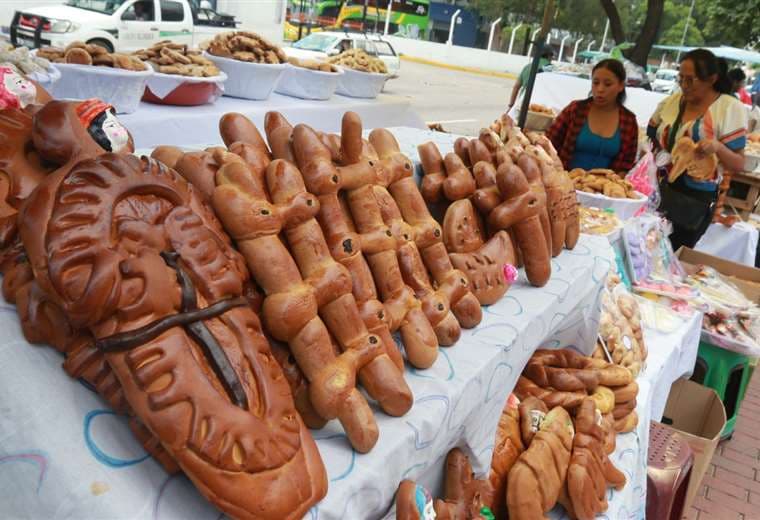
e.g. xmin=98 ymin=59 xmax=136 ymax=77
xmin=624 ymin=215 xmax=694 ymax=298
xmin=627 ymin=142 xmax=661 ymax=215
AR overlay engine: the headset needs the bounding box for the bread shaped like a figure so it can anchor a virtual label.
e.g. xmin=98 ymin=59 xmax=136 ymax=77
xmin=517 ymin=154 xmax=554 ymax=259
xmin=488 ymin=394 xmax=525 ymax=518
xmin=442 ymin=198 xmax=517 ymax=305
xmin=418 ymin=141 xmax=447 ymax=203
xmin=488 ymin=163 xmax=552 ymax=287
xmin=524 ymin=143 xmax=580 ymax=256
xmin=211 ymin=151 xmax=381 ymax=453
xmin=369 ymin=127 xmax=482 ymax=337
xmin=562 ymin=398 xmax=626 ymax=520
xmin=434 ymin=448 xmax=494 ymax=519
xmin=3 ymin=99 xmax=182 ymax=470
xmin=19 ymin=152 xmax=327 ymax=520
xmin=265 ymin=158 xmax=412 ymax=418
xmin=266 ymin=112 xmax=408 ymax=373
xmin=507 ymin=407 xmax=574 ymax=519
xmin=291 ymin=113 xmax=439 ymax=369
xmin=372 ymin=184 xmax=463 ymax=345
xmin=528 ymin=348 xmax=633 ymax=388
xmin=670 ymin=136 xmax=718 ymax=183
xmin=418 ymin=141 xmax=476 ymax=204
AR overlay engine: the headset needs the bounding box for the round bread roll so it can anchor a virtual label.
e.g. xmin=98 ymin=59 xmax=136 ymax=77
xmin=614 ymin=411 xmax=638 ymax=433
xmin=612 ymin=398 xmax=637 ymax=420
xmin=151 ymin=146 xmax=186 ymax=170
xmin=612 ymin=381 xmax=638 ymax=404
xmin=64 ymin=48 xmax=92 ymax=65
xmin=590 ymin=385 xmax=615 ymax=414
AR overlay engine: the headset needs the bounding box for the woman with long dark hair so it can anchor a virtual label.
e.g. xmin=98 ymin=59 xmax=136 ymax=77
xmin=649 ymin=48 xmax=748 ymax=250
xmin=546 ymin=59 xmax=639 ymax=172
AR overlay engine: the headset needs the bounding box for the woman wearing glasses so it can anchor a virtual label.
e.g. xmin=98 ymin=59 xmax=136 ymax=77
xmin=648 ymin=49 xmax=748 ymax=250
xmin=546 ymin=59 xmax=639 ymax=172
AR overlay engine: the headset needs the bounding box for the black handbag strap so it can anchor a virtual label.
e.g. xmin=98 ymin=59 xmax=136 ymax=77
xmin=667 ymin=100 xmax=687 ymax=153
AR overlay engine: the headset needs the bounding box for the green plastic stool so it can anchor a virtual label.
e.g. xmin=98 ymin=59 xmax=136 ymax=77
xmin=690 ymin=341 xmax=754 ymax=439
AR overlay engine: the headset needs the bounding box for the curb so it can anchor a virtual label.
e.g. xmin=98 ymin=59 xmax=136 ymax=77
xmin=399 ymin=55 xmax=517 ymax=79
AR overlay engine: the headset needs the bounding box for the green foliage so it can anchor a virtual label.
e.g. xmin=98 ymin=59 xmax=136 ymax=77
xmin=554 ymin=0 xmax=608 ymax=36
xmin=501 ymin=24 xmax=533 ymax=47
xmin=700 ymin=0 xmax=760 ymax=47
xmin=660 ymin=17 xmax=705 ymax=46
xmin=469 ymin=0 xmax=543 ymax=23
xmin=471 ymin=0 xmax=758 ymax=57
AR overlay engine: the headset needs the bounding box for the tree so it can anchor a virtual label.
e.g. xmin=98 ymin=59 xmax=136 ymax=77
xmin=701 ymin=0 xmax=760 ymax=47
xmin=500 ymin=24 xmax=534 ymax=53
xmin=554 ymin=0 xmax=608 ymax=38
xmin=599 ymin=0 xmax=665 ymax=67
xmin=660 ymin=18 xmax=705 ymax=46
xmin=658 ymin=0 xmax=705 ymax=46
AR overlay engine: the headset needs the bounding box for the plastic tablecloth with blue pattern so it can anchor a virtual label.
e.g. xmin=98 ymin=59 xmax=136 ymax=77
xmin=0 ymin=233 xmax=613 ymax=520
xmin=0 ymin=126 xmax=702 ymax=520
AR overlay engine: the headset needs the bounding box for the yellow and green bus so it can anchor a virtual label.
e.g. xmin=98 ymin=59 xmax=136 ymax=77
xmin=284 ymin=0 xmax=429 ymax=40
xmin=337 ymin=0 xmax=429 ymax=35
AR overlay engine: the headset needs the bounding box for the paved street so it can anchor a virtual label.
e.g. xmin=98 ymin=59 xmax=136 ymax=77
xmin=382 ymin=59 xmax=516 ymax=136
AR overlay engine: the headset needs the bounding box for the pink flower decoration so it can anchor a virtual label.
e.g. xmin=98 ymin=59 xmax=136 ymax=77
xmin=503 ymin=264 xmax=518 ymax=284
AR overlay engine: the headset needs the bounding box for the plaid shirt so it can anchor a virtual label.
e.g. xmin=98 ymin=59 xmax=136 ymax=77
xmin=546 ymin=98 xmax=639 ymax=172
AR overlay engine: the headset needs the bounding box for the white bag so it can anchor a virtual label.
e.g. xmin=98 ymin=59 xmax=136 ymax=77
xmin=275 ymin=64 xmax=343 ymax=100
xmin=50 ymin=63 xmax=153 ymax=114
xmin=204 ymin=53 xmax=285 ymax=100
xmin=335 ymin=67 xmax=389 ymax=99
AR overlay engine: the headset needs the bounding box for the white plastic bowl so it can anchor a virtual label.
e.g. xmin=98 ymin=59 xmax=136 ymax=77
xmin=50 ymin=62 xmax=153 ymax=114
xmin=275 ymin=63 xmax=343 ymax=100
xmin=334 ymin=66 xmax=389 ymax=99
xmin=203 ymin=52 xmax=285 ymax=100
xmin=576 ymin=189 xmax=648 ymax=221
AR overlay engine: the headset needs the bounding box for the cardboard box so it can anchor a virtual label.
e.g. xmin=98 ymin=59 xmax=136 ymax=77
xmin=676 ymin=247 xmax=760 ymax=304
xmin=661 ymin=378 xmax=727 ymax=511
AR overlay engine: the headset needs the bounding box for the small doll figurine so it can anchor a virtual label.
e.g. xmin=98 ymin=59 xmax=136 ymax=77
xmin=0 ymin=66 xmax=36 ymax=109
xmin=416 ymin=485 xmax=437 ymax=520
xmin=75 ymin=98 xmax=131 ymax=153
xmin=397 ymin=480 xmax=437 ymax=520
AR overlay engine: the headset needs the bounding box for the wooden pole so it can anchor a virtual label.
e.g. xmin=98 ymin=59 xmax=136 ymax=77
xmin=517 ymin=0 xmax=556 ymax=129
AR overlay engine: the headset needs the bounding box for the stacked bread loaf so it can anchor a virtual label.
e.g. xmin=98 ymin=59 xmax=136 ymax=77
xmin=153 ymin=111 xmax=495 ymax=452
xmin=593 ymin=277 xmax=648 ymax=376
xmin=397 ymin=347 xmax=636 ymax=520
xmin=418 ymin=116 xmax=580 ymax=289
xmin=0 ymin=96 xmax=595 ymax=519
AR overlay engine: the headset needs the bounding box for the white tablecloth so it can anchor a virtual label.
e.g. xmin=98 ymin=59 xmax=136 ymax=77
xmin=695 ymin=221 xmax=759 ymax=267
xmin=120 ymin=93 xmax=427 ymax=149
xmin=0 ymin=125 xmax=701 ymax=520
xmin=390 ymin=126 xmax=704 ymax=520
xmin=0 ymin=234 xmax=614 ymax=520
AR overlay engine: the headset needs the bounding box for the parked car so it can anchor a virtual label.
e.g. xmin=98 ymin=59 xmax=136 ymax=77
xmin=652 ymin=68 xmax=679 ymax=94
xmin=622 ymin=59 xmax=652 ymax=90
xmin=285 ymin=31 xmax=400 ymax=77
xmin=9 ymin=0 xmax=238 ymax=53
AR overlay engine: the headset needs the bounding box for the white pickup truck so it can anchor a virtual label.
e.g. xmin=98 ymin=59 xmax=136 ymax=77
xmin=10 ymin=0 xmax=238 ymax=52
